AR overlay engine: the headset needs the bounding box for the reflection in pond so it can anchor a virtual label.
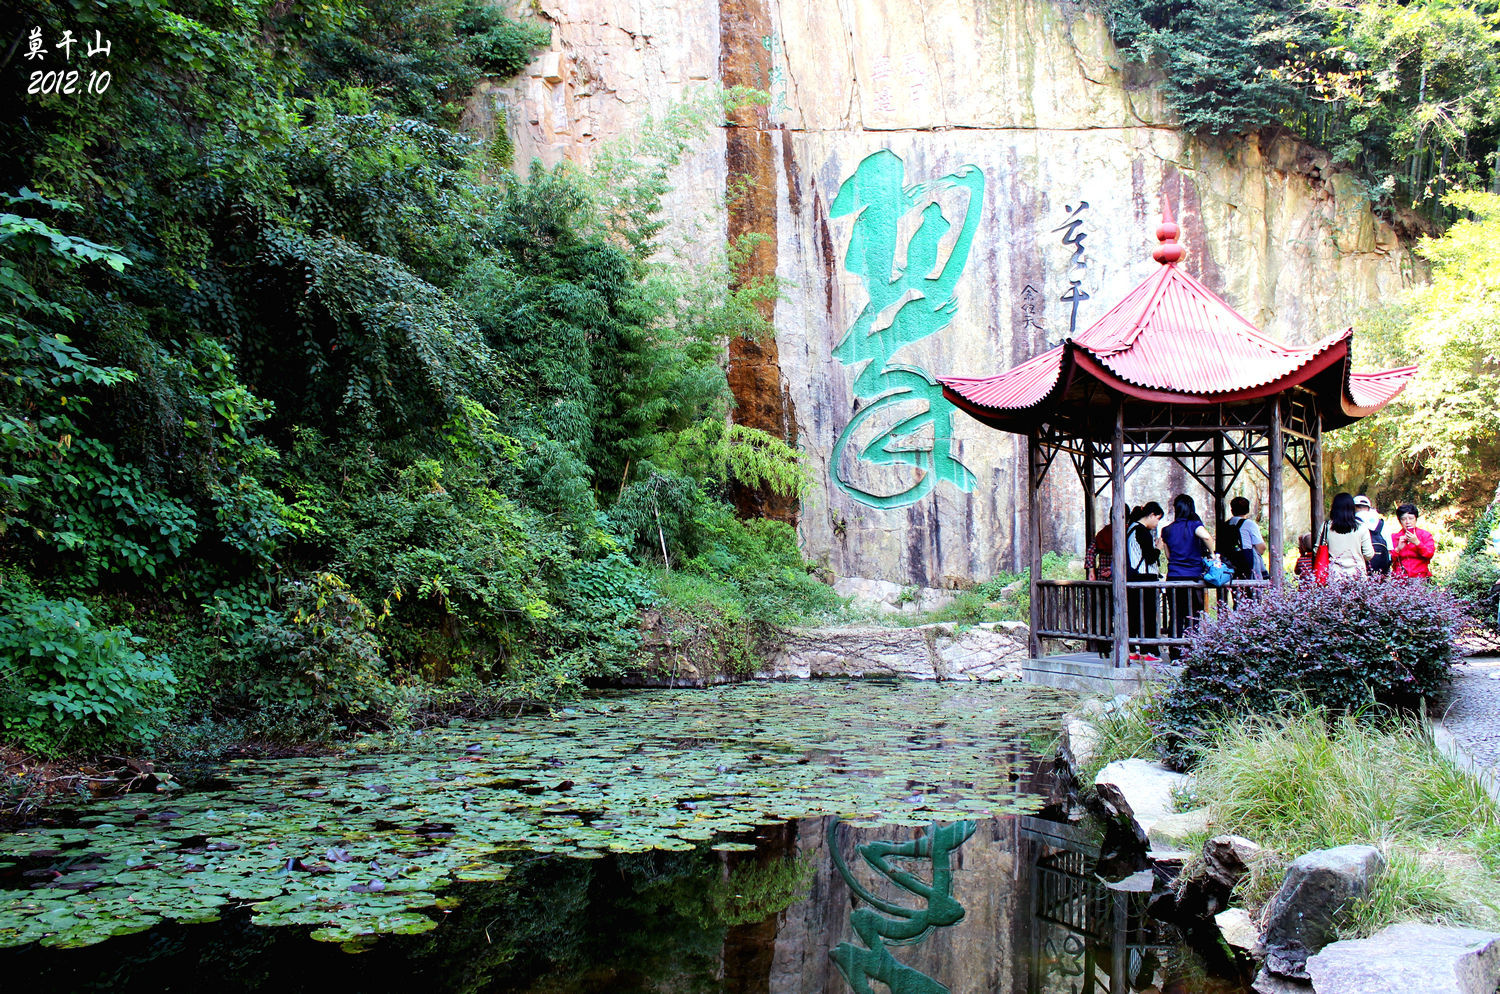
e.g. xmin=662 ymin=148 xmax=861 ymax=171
xmin=828 ymin=819 xmax=977 ymax=994
xmin=0 ymin=682 xmax=1072 ymax=949
xmin=0 ymin=681 xmax=1248 ymax=991
xmin=1025 ymin=816 xmax=1165 ymax=994
xmin=2 ymin=812 xmax=1251 ymax=993
xmin=1021 ymin=817 xmax=1248 ymax=994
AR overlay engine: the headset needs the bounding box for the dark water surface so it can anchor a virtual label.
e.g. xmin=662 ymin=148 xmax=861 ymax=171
xmin=0 ymin=682 xmax=1250 ymax=992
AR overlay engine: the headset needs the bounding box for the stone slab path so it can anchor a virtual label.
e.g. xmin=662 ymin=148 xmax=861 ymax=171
xmin=1437 ymin=655 xmax=1500 ymax=797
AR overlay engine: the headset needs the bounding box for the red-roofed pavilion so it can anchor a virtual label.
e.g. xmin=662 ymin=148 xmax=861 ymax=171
xmin=939 ymin=204 xmax=1417 ymax=671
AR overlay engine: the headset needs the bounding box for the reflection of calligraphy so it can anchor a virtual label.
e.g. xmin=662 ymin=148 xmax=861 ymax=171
xmin=828 ymin=819 xmax=978 ymax=994
xmin=828 ymin=150 xmax=982 ymax=510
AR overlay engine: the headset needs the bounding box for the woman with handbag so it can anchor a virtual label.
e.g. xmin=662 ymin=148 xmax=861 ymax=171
xmin=1321 ymin=492 xmax=1374 ymax=581
xmin=1158 ymin=494 xmax=1214 ymax=644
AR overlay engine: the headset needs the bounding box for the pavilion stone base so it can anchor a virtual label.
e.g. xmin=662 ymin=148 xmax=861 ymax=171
xmin=1022 ymin=652 xmax=1174 ymax=694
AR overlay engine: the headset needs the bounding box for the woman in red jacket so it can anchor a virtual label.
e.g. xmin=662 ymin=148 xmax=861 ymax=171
xmin=1390 ymin=503 xmax=1437 ymax=580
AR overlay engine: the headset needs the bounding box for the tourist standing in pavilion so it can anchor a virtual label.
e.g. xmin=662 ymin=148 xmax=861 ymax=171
xmin=1221 ymin=496 xmax=1268 ymax=580
xmin=1159 ymin=494 xmax=1213 ymax=642
xmin=1125 ymin=501 xmax=1164 ymax=662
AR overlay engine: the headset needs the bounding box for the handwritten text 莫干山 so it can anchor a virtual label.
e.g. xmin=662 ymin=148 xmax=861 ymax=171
xmin=24 ymin=26 xmax=113 ymax=97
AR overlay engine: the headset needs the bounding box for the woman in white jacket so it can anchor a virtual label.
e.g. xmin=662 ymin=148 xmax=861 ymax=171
xmin=1323 ymin=492 xmax=1374 ymax=580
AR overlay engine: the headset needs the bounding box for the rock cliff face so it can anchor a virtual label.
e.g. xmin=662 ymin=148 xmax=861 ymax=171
xmin=478 ymin=0 xmax=1419 ymax=589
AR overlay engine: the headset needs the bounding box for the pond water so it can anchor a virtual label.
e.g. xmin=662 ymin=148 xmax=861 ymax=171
xmin=0 ymin=681 xmax=1250 ymax=993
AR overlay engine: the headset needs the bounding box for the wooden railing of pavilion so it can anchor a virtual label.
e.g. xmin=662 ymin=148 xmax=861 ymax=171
xmin=1034 ymin=579 xmax=1271 ymax=656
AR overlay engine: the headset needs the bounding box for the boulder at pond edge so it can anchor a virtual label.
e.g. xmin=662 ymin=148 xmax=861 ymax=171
xmin=1263 ymin=844 xmax=1385 ymax=979
xmin=1305 ymin=922 xmax=1500 ymax=994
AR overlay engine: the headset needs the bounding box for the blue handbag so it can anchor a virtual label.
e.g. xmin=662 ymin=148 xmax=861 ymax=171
xmin=1202 ymin=555 xmax=1235 ymax=588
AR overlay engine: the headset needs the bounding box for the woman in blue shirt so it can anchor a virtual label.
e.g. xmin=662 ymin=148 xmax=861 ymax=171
xmin=1158 ymin=494 xmax=1214 ymax=645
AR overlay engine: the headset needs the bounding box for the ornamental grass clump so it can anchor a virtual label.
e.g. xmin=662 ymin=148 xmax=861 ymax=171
xmin=1077 ymin=687 xmax=1169 ymax=782
xmin=1191 ymin=708 xmax=1500 ymax=933
xmin=1158 ymin=578 xmax=1465 ymax=766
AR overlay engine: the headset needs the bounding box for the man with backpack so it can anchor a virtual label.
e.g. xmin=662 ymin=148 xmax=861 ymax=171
xmin=1218 ymin=496 xmax=1268 ymax=581
xmin=1355 ymin=495 xmax=1391 ymax=576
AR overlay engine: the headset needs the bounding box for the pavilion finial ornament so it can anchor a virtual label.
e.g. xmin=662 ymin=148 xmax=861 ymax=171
xmin=1152 ymin=197 xmax=1185 ymax=266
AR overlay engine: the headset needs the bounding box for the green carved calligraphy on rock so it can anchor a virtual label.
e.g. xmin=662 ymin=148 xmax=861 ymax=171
xmin=829 ymin=151 xmax=983 ymax=509
xmin=828 ymin=818 xmax=978 ymax=994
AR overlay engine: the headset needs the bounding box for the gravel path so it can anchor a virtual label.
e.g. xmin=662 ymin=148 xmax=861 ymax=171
xmin=1437 ymin=655 xmax=1500 ymax=775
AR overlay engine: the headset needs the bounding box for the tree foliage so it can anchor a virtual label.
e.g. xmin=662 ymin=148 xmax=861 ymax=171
xmin=1310 ymin=0 xmax=1500 ymax=204
xmin=1336 ymin=191 xmax=1500 ymax=505
xmin=1101 ymin=0 xmax=1500 ymax=212
xmin=1105 ymin=0 xmax=1330 ymax=135
xmin=0 ymin=1 xmax=821 ymax=755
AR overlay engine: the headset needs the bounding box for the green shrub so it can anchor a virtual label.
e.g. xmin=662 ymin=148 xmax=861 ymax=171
xmin=640 ymin=499 xmax=841 ymax=677
xmin=0 ymin=581 xmax=176 ymax=756
xmin=1158 ymin=578 xmax=1465 ymax=766
xmin=1462 ymin=502 xmax=1500 ymax=558
xmin=550 ymin=551 xmax=655 ymax=678
xmin=653 ymin=570 xmax=760 ymax=675
xmin=236 ymin=573 xmax=390 ymax=723
xmin=1447 ymin=502 xmax=1500 ymax=632
xmin=690 ymin=512 xmax=841 ymax=627
xmin=610 ymin=479 xmax=840 ymax=629
xmin=1444 ymin=553 xmax=1500 ymax=631
xmin=458 ymin=3 xmax=551 ymax=78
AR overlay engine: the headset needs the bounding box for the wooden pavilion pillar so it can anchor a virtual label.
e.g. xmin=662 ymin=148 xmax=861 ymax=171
xmin=1027 ymin=429 xmax=1043 ymax=659
xmin=1083 ymin=436 xmax=1097 ymax=553
xmin=1212 ymin=432 xmax=1228 ymax=528
xmin=1310 ymin=410 xmax=1325 ymax=544
xmin=1268 ymin=398 xmax=1286 ymax=590
xmin=1110 ymin=405 xmax=1129 ymax=665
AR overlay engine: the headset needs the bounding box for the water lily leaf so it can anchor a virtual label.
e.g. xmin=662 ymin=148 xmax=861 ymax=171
xmin=0 ymin=682 xmax=1070 ymax=949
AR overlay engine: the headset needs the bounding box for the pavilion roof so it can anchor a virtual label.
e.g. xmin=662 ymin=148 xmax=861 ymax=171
xmin=939 ymin=203 xmax=1416 ymax=433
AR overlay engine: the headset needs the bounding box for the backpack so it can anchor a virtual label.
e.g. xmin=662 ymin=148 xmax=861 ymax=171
xmin=1218 ymin=517 xmax=1256 ymax=580
xmin=1203 ymin=554 xmax=1236 ymax=588
xmin=1368 ymin=518 xmax=1391 ymax=574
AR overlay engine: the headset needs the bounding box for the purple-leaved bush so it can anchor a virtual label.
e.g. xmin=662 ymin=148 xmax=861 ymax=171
xmin=1157 ymin=576 xmax=1465 ymax=768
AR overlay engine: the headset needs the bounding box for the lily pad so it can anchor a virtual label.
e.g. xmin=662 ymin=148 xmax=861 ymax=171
xmin=0 ymin=681 xmax=1071 ymax=949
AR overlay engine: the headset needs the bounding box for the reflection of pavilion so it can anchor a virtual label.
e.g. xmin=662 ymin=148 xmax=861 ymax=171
xmin=1019 ymin=816 xmax=1167 ymax=994
xmin=939 ymin=202 xmax=1417 ymax=690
